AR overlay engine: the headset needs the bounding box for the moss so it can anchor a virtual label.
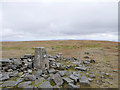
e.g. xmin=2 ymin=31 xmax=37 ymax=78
xmin=50 ymin=80 xmax=56 ymax=86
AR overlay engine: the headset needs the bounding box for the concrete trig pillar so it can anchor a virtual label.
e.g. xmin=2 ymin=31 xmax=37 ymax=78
xmin=34 ymin=47 xmax=49 ymax=71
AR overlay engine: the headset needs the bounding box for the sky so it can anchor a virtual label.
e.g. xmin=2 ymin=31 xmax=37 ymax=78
xmin=1 ymin=0 xmax=118 ymax=41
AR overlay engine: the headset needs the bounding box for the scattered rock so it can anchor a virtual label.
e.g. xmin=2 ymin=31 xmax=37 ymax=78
xmin=69 ymin=74 xmax=79 ymax=82
xmin=0 ymin=73 xmax=9 ymax=81
xmin=90 ymin=59 xmax=95 ymax=63
xmin=75 ymin=67 xmax=87 ymax=71
xmin=67 ymin=83 xmax=80 ymax=88
xmin=63 ymin=77 xmax=74 ymax=83
xmin=2 ymin=81 xmax=18 ymax=87
xmin=9 ymin=71 xmax=18 ymax=77
xmin=48 ymin=68 xmax=56 ymax=74
xmin=17 ymin=81 xmax=32 ymax=88
xmin=39 ymin=81 xmax=52 ymax=88
xmin=58 ymin=71 xmax=67 ymax=77
xmin=24 ymin=74 xmax=36 ymax=81
xmin=88 ymin=74 xmax=95 ymax=78
xmin=79 ymin=76 xmax=90 ymax=86
xmin=53 ymin=73 xmax=63 ymax=86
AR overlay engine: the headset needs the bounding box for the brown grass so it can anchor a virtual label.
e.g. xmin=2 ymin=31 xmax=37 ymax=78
xmin=1 ymin=40 xmax=119 ymax=88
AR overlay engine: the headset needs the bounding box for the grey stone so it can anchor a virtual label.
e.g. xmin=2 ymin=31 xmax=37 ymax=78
xmin=90 ymin=59 xmax=95 ymax=63
xmin=39 ymin=81 xmax=52 ymax=88
xmin=34 ymin=47 xmax=49 ymax=71
xmin=58 ymin=71 xmax=67 ymax=77
xmin=69 ymin=74 xmax=79 ymax=82
xmin=35 ymin=70 xmax=43 ymax=78
xmin=88 ymin=74 xmax=95 ymax=78
xmin=113 ymin=70 xmax=117 ymax=72
xmin=13 ymin=58 xmax=21 ymax=65
xmin=24 ymin=74 xmax=36 ymax=81
xmin=28 ymin=69 xmax=32 ymax=74
xmin=83 ymin=60 xmax=90 ymax=64
xmin=9 ymin=71 xmax=18 ymax=77
xmin=108 ymin=81 xmax=112 ymax=85
xmin=63 ymin=77 xmax=74 ymax=83
xmin=79 ymin=76 xmax=90 ymax=86
xmin=56 ymin=63 xmax=61 ymax=68
xmin=88 ymin=78 xmax=93 ymax=82
xmin=75 ymin=67 xmax=87 ymax=71
xmin=49 ymin=74 xmax=54 ymax=80
xmin=72 ymin=61 xmax=81 ymax=66
xmin=17 ymin=81 xmax=32 ymax=88
xmin=17 ymin=78 xmax=23 ymax=83
xmin=41 ymin=74 xmax=48 ymax=79
xmin=2 ymin=81 xmax=18 ymax=87
xmin=67 ymin=83 xmax=80 ymax=88
xmin=0 ymin=73 xmax=9 ymax=81
xmin=53 ymin=85 xmax=60 ymax=88
xmin=7 ymin=69 xmax=13 ymax=72
xmin=53 ymin=73 xmax=63 ymax=86
xmin=48 ymin=68 xmax=56 ymax=74
xmin=8 ymin=65 xmax=17 ymax=70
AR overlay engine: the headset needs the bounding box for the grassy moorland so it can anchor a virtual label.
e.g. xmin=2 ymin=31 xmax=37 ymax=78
xmin=1 ymin=40 xmax=119 ymax=88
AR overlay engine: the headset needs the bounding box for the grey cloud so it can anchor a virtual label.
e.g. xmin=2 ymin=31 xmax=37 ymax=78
xmin=2 ymin=2 xmax=118 ymax=41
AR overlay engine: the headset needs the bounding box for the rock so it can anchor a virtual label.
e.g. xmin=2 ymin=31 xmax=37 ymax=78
xmin=28 ymin=69 xmax=32 ymax=74
xmin=88 ymin=74 xmax=95 ymax=78
xmin=85 ymin=52 xmax=89 ymax=55
xmin=2 ymin=81 xmax=18 ymax=87
xmin=49 ymin=74 xmax=54 ymax=80
xmin=107 ymin=81 xmax=112 ymax=85
xmin=58 ymin=71 xmax=67 ymax=77
xmin=73 ymin=72 xmax=81 ymax=79
xmin=13 ymin=58 xmax=21 ymax=65
xmin=9 ymin=71 xmax=18 ymax=77
xmin=17 ymin=81 xmax=32 ymax=88
xmin=24 ymin=74 xmax=36 ymax=81
xmin=39 ymin=81 xmax=52 ymax=88
xmin=0 ymin=73 xmax=9 ymax=81
xmin=35 ymin=70 xmax=43 ymax=78
xmin=63 ymin=77 xmax=74 ymax=83
xmin=72 ymin=61 xmax=81 ymax=66
xmin=83 ymin=60 xmax=90 ymax=65
xmin=67 ymin=83 xmax=80 ymax=88
xmin=84 ymin=56 xmax=89 ymax=59
xmin=18 ymin=72 xmax=23 ymax=77
xmin=24 ymin=54 xmax=32 ymax=58
xmin=79 ymin=76 xmax=90 ymax=86
xmin=7 ymin=69 xmax=13 ymax=72
xmin=8 ymin=65 xmax=17 ymax=70
xmin=88 ymin=78 xmax=93 ymax=82
xmin=41 ymin=74 xmax=48 ymax=79
xmin=53 ymin=73 xmax=63 ymax=86
xmin=75 ymin=67 xmax=87 ymax=71
xmin=105 ymin=73 xmax=109 ymax=76
xmin=17 ymin=78 xmax=23 ymax=83
xmin=49 ymin=58 xmax=56 ymax=61
xmin=90 ymin=59 xmax=95 ymax=63
xmin=56 ymin=63 xmax=61 ymax=68
xmin=53 ymin=85 xmax=60 ymax=88
xmin=38 ymin=77 xmax=45 ymax=82
xmin=113 ymin=70 xmax=117 ymax=72
xmin=48 ymin=68 xmax=56 ymax=74
xmin=69 ymin=74 xmax=79 ymax=82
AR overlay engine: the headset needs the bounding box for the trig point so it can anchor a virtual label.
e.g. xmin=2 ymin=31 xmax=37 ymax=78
xmin=34 ymin=47 xmax=49 ymax=71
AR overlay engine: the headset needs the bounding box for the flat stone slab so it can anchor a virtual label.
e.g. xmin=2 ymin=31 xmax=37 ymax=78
xmin=75 ymin=67 xmax=87 ymax=71
xmin=0 ymin=72 xmax=9 ymax=81
xmin=63 ymin=77 xmax=74 ymax=83
xmin=79 ymin=76 xmax=90 ymax=86
xmin=17 ymin=81 xmax=32 ymax=88
xmin=67 ymin=83 xmax=80 ymax=88
xmin=38 ymin=81 xmax=52 ymax=88
xmin=53 ymin=73 xmax=63 ymax=86
xmin=2 ymin=81 xmax=18 ymax=87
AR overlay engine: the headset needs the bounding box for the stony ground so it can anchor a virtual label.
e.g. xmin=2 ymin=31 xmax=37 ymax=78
xmin=1 ymin=40 xmax=119 ymax=88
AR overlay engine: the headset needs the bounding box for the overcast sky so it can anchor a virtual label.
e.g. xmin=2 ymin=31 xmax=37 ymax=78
xmin=1 ymin=0 xmax=118 ymax=41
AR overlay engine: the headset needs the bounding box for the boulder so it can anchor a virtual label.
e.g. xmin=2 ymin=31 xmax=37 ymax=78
xmin=2 ymin=81 xmax=18 ymax=87
xmin=0 ymin=72 xmax=9 ymax=81
xmin=24 ymin=74 xmax=36 ymax=81
xmin=58 ymin=71 xmax=67 ymax=77
xmin=69 ymin=74 xmax=79 ymax=82
xmin=67 ymin=83 xmax=80 ymax=88
xmin=17 ymin=81 xmax=32 ymax=88
xmin=79 ymin=76 xmax=90 ymax=86
xmin=48 ymin=68 xmax=56 ymax=74
xmin=39 ymin=81 xmax=52 ymax=88
xmin=9 ymin=71 xmax=18 ymax=77
xmin=63 ymin=77 xmax=74 ymax=83
xmin=75 ymin=67 xmax=87 ymax=71
xmin=53 ymin=73 xmax=63 ymax=86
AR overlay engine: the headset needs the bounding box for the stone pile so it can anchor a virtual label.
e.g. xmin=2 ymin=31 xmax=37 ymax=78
xmin=0 ymin=47 xmax=116 ymax=89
